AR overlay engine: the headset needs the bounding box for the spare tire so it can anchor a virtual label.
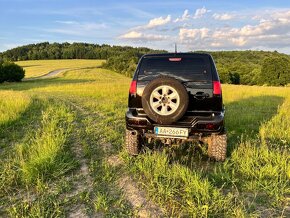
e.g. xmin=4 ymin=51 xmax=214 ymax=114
xmin=142 ymin=76 xmax=189 ymax=125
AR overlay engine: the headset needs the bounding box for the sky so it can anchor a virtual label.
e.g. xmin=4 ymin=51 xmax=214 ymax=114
xmin=1 ymin=0 xmax=290 ymax=53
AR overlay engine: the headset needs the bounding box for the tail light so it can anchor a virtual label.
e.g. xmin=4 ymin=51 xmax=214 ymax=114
xmin=213 ymin=81 xmax=222 ymax=95
xmin=129 ymin=80 xmax=137 ymax=94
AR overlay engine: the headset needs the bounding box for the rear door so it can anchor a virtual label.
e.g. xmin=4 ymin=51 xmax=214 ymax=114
xmin=137 ymin=55 xmax=216 ymax=111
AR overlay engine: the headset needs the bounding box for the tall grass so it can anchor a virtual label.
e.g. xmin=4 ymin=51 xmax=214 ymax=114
xmin=126 ymin=151 xmax=244 ymax=217
xmin=0 ymin=102 xmax=77 ymax=197
xmin=0 ymin=60 xmax=289 ymax=217
xmin=212 ymin=140 xmax=290 ymax=205
xmin=0 ymin=91 xmax=30 ymax=126
xmin=260 ymin=98 xmax=290 ymax=145
xmin=17 ymin=104 xmax=77 ymax=184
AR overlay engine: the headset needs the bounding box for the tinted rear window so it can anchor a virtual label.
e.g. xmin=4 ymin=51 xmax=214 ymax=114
xmin=138 ymin=56 xmax=212 ymax=81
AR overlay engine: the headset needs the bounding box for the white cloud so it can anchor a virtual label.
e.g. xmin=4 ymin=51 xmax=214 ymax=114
xmin=210 ymin=42 xmax=222 ymax=47
xmin=252 ymin=15 xmax=262 ymax=20
xmin=174 ymin=8 xmax=210 ymax=23
xmin=212 ymin=13 xmax=235 ymax=20
xmin=132 ymin=7 xmax=209 ymax=31
xmin=119 ymin=31 xmax=168 ymax=41
xmin=118 ymin=8 xmax=290 ymax=53
xmin=179 ymin=10 xmax=290 ymax=50
xmin=193 ymin=7 xmax=210 ymax=19
xmin=174 ymin=9 xmax=190 ymax=22
xmin=271 ymin=9 xmax=290 ymax=21
xmin=119 ymin=31 xmax=142 ymax=39
xmin=179 ymin=28 xmax=210 ymax=40
xmin=231 ymin=37 xmax=247 ymax=46
xmin=136 ymin=15 xmax=171 ymax=30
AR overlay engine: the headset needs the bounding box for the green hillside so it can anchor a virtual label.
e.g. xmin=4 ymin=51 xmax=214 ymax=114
xmin=1 ymin=42 xmax=290 ymax=85
xmin=208 ymin=50 xmax=290 ymax=85
xmin=0 ymin=60 xmax=289 ymax=217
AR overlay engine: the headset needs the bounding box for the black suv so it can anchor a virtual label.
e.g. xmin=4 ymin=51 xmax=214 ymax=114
xmin=125 ymin=53 xmax=227 ymax=161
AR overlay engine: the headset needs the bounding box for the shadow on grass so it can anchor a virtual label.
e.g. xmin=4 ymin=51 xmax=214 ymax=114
xmin=151 ymin=95 xmax=284 ymax=169
xmin=19 ymin=64 xmax=41 ymax=68
xmin=0 ymin=98 xmax=46 ymax=150
xmin=225 ymin=95 xmax=284 ymax=143
xmin=130 ymin=95 xmax=287 ymax=217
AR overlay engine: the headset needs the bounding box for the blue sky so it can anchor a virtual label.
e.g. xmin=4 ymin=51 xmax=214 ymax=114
xmin=1 ymin=0 xmax=290 ymax=53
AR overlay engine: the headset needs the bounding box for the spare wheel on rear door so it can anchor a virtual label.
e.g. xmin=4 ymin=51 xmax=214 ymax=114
xmin=141 ymin=76 xmax=189 ymax=125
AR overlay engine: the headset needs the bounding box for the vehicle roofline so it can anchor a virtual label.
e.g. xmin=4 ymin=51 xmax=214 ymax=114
xmin=141 ymin=52 xmax=212 ymax=58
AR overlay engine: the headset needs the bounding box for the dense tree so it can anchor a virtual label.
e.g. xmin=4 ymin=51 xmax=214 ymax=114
xmin=0 ymin=62 xmax=4 ymax=83
xmin=0 ymin=62 xmax=25 ymax=83
xmin=207 ymin=50 xmax=290 ymax=86
xmin=260 ymin=57 xmax=290 ymax=86
xmin=0 ymin=43 xmax=289 ymax=86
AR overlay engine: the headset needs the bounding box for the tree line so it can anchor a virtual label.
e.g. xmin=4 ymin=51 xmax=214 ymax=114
xmin=208 ymin=50 xmax=290 ymax=86
xmin=0 ymin=42 xmax=289 ymax=86
xmin=0 ymin=42 xmax=162 ymax=62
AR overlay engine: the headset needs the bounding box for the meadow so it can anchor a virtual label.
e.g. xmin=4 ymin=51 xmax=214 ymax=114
xmin=16 ymin=59 xmax=105 ymax=78
xmin=0 ymin=60 xmax=289 ymax=217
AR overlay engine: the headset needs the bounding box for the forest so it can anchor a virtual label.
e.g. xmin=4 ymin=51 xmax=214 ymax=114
xmin=0 ymin=42 xmax=289 ymax=86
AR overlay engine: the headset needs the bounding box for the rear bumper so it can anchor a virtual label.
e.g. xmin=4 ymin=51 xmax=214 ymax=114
xmin=125 ymin=108 xmax=225 ymax=137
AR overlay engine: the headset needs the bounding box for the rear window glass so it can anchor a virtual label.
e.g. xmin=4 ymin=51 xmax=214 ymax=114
xmin=138 ymin=57 xmax=211 ymax=81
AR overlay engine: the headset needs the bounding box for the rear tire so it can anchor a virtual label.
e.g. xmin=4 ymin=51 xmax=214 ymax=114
xmin=142 ymin=76 xmax=189 ymax=125
xmin=207 ymin=134 xmax=227 ymax=161
xmin=125 ymin=129 xmax=141 ymax=155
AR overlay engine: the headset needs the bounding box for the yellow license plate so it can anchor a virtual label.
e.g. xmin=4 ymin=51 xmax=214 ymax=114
xmin=155 ymin=126 xmax=189 ymax=138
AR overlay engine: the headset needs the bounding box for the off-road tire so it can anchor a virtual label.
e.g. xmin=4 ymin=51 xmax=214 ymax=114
xmin=207 ymin=134 xmax=227 ymax=161
xmin=142 ymin=76 xmax=189 ymax=125
xmin=125 ymin=129 xmax=141 ymax=155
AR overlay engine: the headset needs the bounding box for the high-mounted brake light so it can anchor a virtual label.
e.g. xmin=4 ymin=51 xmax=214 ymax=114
xmin=129 ymin=80 xmax=137 ymax=94
xmin=213 ymin=81 xmax=222 ymax=95
xmin=169 ymin=58 xmax=182 ymax=62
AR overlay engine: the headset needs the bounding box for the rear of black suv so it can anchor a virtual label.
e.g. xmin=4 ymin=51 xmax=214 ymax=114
xmin=125 ymin=53 xmax=227 ymax=161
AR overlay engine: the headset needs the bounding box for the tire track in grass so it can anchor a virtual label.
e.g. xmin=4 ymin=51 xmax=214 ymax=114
xmin=92 ymin=112 xmax=164 ymax=217
xmin=1 ymin=100 xmax=80 ymax=217
xmin=62 ymin=98 xmax=163 ymax=217
xmin=58 ymin=100 xmax=95 ymax=218
xmin=67 ymin=138 xmax=93 ymax=218
xmin=10 ymin=98 xmax=98 ymax=217
xmin=106 ymin=153 xmax=164 ymax=217
xmin=117 ymin=174 xmax=164 ymax=217
xmin=59 ymin=99 xmax=129 ymax=217
xmin=69 ymin=97 xmax=164 ymax=217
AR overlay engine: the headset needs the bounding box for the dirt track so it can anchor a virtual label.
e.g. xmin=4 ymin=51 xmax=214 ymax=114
xmin=24 ymin=68 xmax=68 ymax=81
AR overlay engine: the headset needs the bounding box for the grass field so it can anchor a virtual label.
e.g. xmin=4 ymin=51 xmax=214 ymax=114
xmin=0 ymin=60 xmax=289 ymax=217
xmin=16 ymin=59 xmax=105 ymax=78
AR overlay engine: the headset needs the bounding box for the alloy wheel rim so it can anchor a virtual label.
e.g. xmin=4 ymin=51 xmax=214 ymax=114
xmin=149 ymin=85 xmax=180 ymax=116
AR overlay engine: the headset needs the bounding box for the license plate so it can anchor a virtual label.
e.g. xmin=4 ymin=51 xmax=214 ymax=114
xmin=155 ymin=126 xmax=189 ymax=138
